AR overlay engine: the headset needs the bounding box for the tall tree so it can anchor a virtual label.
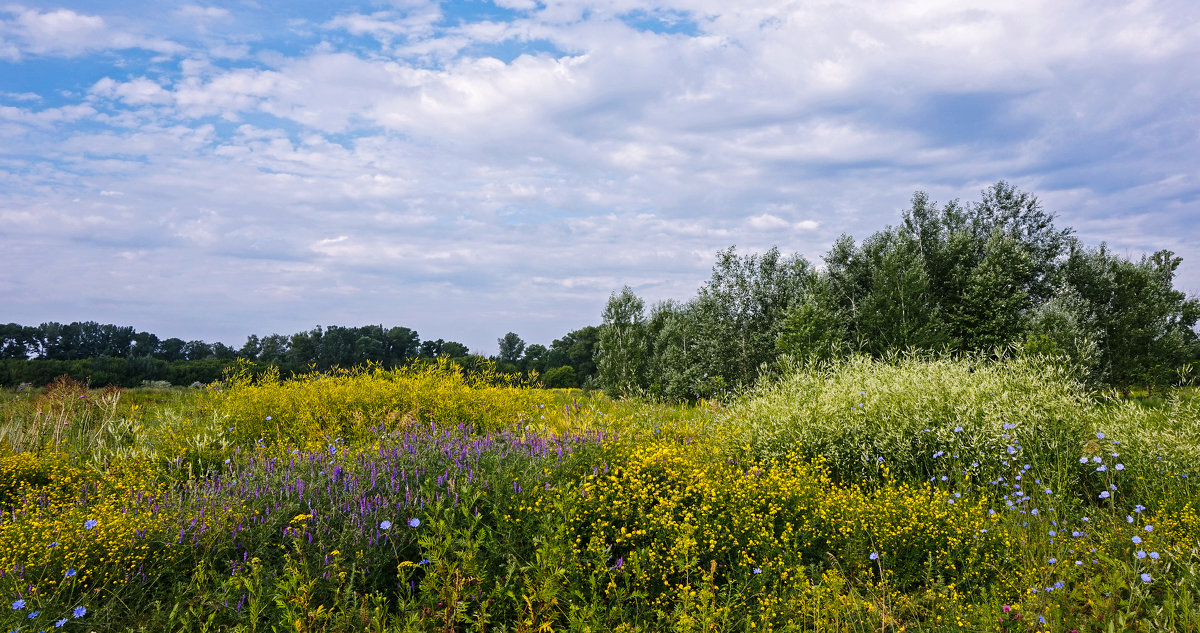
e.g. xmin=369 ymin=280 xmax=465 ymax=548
xmin=385 ymin=327 xmax=420 ymax=365
xmin=597 ymin=286 xmax=648 ymax=397
xmin=497 ymin=332 xmax=526 ymax=365
xmin=547 ymin=326 xmax=600 ymax=385
xmin=695 ymin=246 xmax=813 ymax=387
xmin=1061 ymin=243 xmax=1200 ymax=393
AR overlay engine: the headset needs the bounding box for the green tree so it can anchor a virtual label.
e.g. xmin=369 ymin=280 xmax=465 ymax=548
xmin=521 ymin=343 xmax=547 ymax=374
xmin=238 ymin=334 xmax=261 ymax=360
xmin=597 ymin=286 xmax=648 ymax=397
xmin=384 ymin=326 xmax=420 ymax=365
xmin=543 ymin=365 xmax=577 ymax=388
xmin=694 ymin=246 xmax=813 ymax=389
xmin=547 ymin=326 xmax=600 ymax=385
xmin=826 ymin=230 xmax=944 ymax=354
xmin=497 ymin=332 xmax=526 ymax=365
xmin=1062 ymin=243 xmax=1200 ymax=394
xmin=157 ymin=337 xmax=186 ymax=362
xmin=258 ymin=334 xmax=289 ymax=364
xmin=776 ymin=279 xmax=848 ymax=363
xmin=1023 ymin=282 xmax=1102 ymax=384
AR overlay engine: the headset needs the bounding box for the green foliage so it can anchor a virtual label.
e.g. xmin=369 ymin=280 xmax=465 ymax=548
xmin=723 ymin=354 xmax=1094 ymax=488
xmin=1 ymin=358 xmax=1200 ymax=631
xmin=598 ymin=286 xmax=649 ymax=398
xmin=601 ymin=247 xmax=814 ymax=401
xmin=1061 ymin=243 xmax=1200 ymax=394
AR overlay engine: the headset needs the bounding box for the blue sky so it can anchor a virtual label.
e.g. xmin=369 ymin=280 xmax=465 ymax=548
xmin=2 ymin=0 xmax=1198 ymax=354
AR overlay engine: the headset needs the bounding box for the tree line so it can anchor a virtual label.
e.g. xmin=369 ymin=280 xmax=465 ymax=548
xmin=595 ymin=182 xmax=1200 ymax=400
xmin=0 ymin=322 xmax=600 ymax=389
xmin=6 ymin=182 xmax=1195 ymax=397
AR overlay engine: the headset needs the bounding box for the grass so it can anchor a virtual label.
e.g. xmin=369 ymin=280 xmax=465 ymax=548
xmin=0 ymin=356 xmax=1197 ymax=631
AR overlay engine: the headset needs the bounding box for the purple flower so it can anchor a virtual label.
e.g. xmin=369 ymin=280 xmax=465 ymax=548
xmin=1149 ymin=551 xmax=1160 ymax=560
xmin=408 ymin=518 xmax=420 ymax=528
xmin=1141 ymin=573 xmax=1152 ymax=583
xmin=379 ymin=520 xmax=391 ymax=530
xmin=1136 ymin=550 xmax=1147 ymax=559
xmin=1132 ymin=536 xmax=1142 ymax=544
xmin=753 ymin=567 xmax=763 ymax=574
xmin=870 ymin=552 xmax=879 ymax=560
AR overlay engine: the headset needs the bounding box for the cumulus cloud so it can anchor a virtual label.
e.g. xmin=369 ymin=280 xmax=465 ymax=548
xmin=0 ymin=5 xmax=182 ymax=58
xmin=1 ymin=0 xmax=1199 ymax=349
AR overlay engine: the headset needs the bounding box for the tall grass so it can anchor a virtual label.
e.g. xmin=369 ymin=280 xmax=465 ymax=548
xmin=0 ymin=357 xmax=1197 ymax=631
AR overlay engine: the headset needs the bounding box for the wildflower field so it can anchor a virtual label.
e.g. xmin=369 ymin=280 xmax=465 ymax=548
xmin=1 ymin=356 xmax=1198 ymax=632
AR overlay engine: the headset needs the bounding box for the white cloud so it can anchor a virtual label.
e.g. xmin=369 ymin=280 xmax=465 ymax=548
xmin=0 ymin=6 xmax=182 ymax=58
xmin=176 ymin=5 xmax=232 ymax=22
xmin=1 ymin=0 xmax=1199 ymax=351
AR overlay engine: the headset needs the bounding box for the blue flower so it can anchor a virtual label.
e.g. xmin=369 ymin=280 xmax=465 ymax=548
xmin=1136 ymin=550 xmax=1147 ymax=559
xmin=1099 ymin=491 xmax=1110 ymax=499
xmin=1135 ymin=504 xmax=1146 ymax=513
xmin=1141 ymin=573 xmax=1152 ymax=583
xmin=1149 ymin=551 xmax=1160 ymax=560
xmin=1097 ymin=432 xmax=1105 ymax=439
xmin=12 ymin=599 xmax=25 ymax=610
xmin=83 ymin=519 xmax=97 ymax=530
xmin=869 ymin=552 xmax=879 ymax=560
xmin=1115 ymin=463 xmax=1124 ymax=470
xmin=1145 ymin=525 xmax=1154 ymax=532
xmin=72 ymin=606 xmax=85 ymax=618
xmin=55 ymin=618 xmax=68 ymax=627
xmin=753 ymin=567 xmax=763 ymax=574
xmin=379 ymin=520 xmax=391 ymax=530
xmin=65 ymin=568 xmax=75 ymax=577
xmin=27 ymin=610 xmax=39 ymax=618
xmin=1132 ymin=536 xmax=1143 ymax=544
xmin=408 ymin=518 xmax=420 ymax=528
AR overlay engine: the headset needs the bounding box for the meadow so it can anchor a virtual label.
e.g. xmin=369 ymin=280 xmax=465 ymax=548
xmin=0 ymin=355 xmax=1198 ymax=632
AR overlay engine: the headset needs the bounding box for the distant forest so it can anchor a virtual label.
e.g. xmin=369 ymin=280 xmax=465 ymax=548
xmin=0 ymin=322 xmax=600 ymax=390
xmin=4 ymin=182 xmax=1198 ymax=398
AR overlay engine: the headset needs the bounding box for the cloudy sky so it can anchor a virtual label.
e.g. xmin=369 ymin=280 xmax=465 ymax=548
xmin=2 ymin=1 xmax=1198 ymax=354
